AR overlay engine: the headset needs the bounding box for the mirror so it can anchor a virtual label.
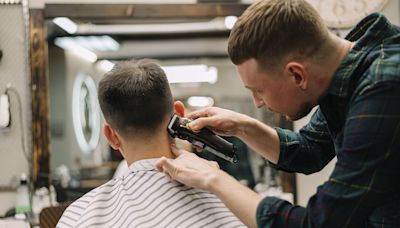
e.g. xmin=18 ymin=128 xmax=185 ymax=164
xmin=71 ymin=73 xmax=101 ymax=155
xmin=44 ymin=3 xmax=295 ymax=203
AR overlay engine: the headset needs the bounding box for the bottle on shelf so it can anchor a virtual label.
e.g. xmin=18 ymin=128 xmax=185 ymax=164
xmin=15 ymin=173 xmax=31 ymax=217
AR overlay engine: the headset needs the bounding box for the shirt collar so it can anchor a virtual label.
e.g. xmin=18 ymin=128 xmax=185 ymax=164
xmin=324 ymin=13 xmax=396 ymax=98
xmin=128 ymin=158 xmax=159 ymax=172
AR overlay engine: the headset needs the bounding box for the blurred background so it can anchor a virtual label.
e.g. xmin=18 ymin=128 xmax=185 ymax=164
xmin=0 ymin=0 xmax=398 ymax=226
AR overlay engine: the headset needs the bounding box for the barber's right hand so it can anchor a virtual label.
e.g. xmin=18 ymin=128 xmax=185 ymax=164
xmin=156 ymin=146 xmax=222 ymax=191
xmin=186 ymin=107 xmax=249 ymax=137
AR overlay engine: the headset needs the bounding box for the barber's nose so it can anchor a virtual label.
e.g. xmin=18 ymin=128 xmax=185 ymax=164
xmin=252 ymin=92 xmax=265 ymax=108
xmin=255 ymin=99 xmax=265 ymax=108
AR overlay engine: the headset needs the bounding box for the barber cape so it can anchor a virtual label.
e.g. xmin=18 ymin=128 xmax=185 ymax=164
xmin=57 ymin=158 xmax=246 ymax=228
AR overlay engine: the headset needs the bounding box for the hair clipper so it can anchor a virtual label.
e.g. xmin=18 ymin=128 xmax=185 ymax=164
xmin=167 ymin=114 xmax=238 ymax=163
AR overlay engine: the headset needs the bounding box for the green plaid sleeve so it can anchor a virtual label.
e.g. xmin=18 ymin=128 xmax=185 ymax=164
xmin=274 ymin=108 xmax=336 ymax=174
xmin=257 ymin=80 xmax=400 ymax=227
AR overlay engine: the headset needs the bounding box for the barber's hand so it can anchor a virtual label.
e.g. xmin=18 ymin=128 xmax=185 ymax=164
xmin=156 ymin=146 xmax=222 ymax=191
xmin=186 ymin=107 xmax=249 ymax=137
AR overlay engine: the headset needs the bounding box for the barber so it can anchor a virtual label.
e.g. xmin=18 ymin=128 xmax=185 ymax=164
xmin=157 ymin=0 xmax=400 ymax=227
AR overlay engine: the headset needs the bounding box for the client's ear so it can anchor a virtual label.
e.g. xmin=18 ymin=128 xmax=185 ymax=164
xmin=174 ymin=100 xmax=185 ymax=117
xmin=103 ymin=123 xmax=121 ymax=150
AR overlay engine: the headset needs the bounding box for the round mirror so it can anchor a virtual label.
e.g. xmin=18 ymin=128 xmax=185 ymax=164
xmin=72 ymin=73 xmax=100 ymax=154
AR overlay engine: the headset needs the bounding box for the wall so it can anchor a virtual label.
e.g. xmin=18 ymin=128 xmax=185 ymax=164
xmin=294 ymin=108 xmax=337 ymax=207
xmin=382 ymin=0 xmax=400 ymax=25
xmin=0 ymin=3 xmax=31 ymax=215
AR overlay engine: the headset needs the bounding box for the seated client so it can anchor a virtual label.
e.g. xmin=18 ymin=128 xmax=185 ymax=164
xmin=57 ymin=59 xmax=246 ymax=228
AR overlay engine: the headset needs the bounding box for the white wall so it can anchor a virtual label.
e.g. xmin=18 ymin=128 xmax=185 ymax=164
xmin=293 ymin=108 xmax=337 ymax=207
xmin=0 ymin=4 xmax=31 ymax=216
xmin=382 ymin=0 xmax=400 ymax=25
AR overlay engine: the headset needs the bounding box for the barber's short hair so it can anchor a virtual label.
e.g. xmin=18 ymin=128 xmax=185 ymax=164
xmin=228 ymin=0 xmax=329 ymax=69
xmin=98 ymin=59 xmax=173 ymax=137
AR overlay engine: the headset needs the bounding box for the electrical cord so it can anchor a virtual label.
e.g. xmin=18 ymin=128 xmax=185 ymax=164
xmin=4 ymin=86 xmax=58 ymax=207
xmin=4 ymin=86 xmax=31 ymax=171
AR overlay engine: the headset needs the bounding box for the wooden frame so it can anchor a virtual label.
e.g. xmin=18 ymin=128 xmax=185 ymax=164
xmin=44 ymin=3 xmax=249 ymax=20
xmin=29 ymin=9 xmax=50 ymax=188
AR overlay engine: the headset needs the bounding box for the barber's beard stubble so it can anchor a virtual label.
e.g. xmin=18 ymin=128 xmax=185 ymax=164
xmin=286 ymin=101 xmax=314 ymax=121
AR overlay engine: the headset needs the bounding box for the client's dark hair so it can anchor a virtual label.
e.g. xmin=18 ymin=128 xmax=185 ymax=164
xmin=98 ymin=59 xmax=173 ymax=137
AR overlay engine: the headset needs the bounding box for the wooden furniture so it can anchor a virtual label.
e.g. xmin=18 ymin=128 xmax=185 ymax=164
xmin=39 ymin=202 xmax=71 ymax=228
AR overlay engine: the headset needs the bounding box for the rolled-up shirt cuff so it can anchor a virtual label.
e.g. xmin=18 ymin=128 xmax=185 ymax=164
xmin=271 ymin=127 xmax=291 ymax=170
xmin=256 ymin=196 xmax=293 ymax=228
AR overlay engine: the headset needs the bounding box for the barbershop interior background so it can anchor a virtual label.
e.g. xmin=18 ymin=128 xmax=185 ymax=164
xmin=0 ymin=0 xmax=399 ymax=224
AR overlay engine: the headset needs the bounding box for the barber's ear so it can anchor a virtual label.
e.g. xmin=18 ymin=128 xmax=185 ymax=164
xmin=286 ymin=62 xmax=308 ymax=90
xmin=174 ymin=100 xmax=185 ymax=117
xmin=103 ymin=123 xmax=121 ymax=150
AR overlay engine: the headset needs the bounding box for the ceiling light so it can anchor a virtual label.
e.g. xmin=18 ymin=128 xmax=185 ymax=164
xmin=162 ymin=65 xmax=218 ymax=84
xmin=74 ymin=36 xmax=120 ymax=52
xmin=0 ymin=0 xmax=21 ymax=4
xmin=77 ymin=18 xmax=229 ymax=35
xmin=53 ymin=17 xmax=78 ymax=34
xmin=91 ymin=61 xmax=218 ymax=84
xmin=55 ymin=38 xmax=97 ymax=63
xmin=224 ymin=16 xmax=238 ymax=29
xmin=56 ymin=36 xmax=119 ymax=53
xmin=97 ymin=60 xmax=114 ymax=72
xmin=72 ymin=73 xmax=101 ymax=154
xmin=187 ymin=96 xmax=214 ymax=108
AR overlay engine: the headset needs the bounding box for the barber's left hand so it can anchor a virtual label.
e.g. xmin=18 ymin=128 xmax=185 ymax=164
xmin=156 ymin=146 xmax=222 ymax=191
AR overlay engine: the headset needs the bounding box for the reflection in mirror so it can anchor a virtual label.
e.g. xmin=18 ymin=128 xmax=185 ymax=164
xmin=72 ymin=73 xmax=100 ymax=155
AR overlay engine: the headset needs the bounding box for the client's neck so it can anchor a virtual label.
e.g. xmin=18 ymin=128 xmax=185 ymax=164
xmin=119 ymin=131 xmax=175 ymax=166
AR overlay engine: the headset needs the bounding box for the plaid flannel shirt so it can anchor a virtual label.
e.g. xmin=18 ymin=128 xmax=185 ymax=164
xmin=257 ymin=13 xmax=400 ymax=228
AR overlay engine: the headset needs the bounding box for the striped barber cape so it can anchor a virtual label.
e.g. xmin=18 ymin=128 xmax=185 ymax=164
xmin=57 ymin=158 xmax=246 ymax=228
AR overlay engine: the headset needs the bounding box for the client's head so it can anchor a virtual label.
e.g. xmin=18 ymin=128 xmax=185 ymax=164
xmin=98 ymin=59 xmax=182 ymax=163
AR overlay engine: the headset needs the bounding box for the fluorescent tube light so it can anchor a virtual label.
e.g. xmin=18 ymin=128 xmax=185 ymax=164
xmin=53 ymin=17 xmax=78 ymax=34
xmin=56 ymin=36 xmax=119 ymax=53
xmin=224 ymin=16 xmax=238 ymax=29
xmin=187 ymin=96 xmax=214 ymax=108
xmin=0 ymin=0 xmax=21 ymax=3
xmin=97 ymin=60 xmax=115 ymax=72
xmin=77 ymin=18 xmax=229 ymax=35
xmin=74 ymin=36 xmax=120 ymax=52
xmin=94 ymin=62 xmax=218 ymax=84
xmin=55 ymin=37 xmax=97 ymax=63
xmin=163 ymin=65 xmax=218 ymax=84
